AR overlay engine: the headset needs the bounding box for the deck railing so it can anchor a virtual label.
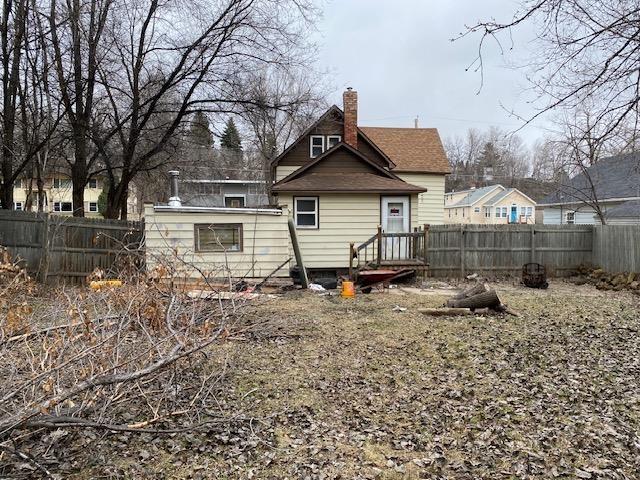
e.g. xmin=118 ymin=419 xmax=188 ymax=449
xmin=349 ymin=224 xmax=429 ymax=278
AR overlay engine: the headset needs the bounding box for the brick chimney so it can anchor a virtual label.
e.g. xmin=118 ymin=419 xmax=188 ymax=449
xmin=343 ymin=87 xmax=358 ymax=148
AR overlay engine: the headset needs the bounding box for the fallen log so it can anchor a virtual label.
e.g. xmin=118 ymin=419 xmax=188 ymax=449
xmin=419 ymin=307 xmax=492 ymax=317
xmin=447 ymin=289 xmax=501 ymax=309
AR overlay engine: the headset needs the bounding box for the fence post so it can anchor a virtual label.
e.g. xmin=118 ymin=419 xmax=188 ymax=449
xmin=423 ymin=224 xmax=430 ymax=279
xmin=460 ymin=224 xmax=465 ymax=278
xmin=530 ymin=224 xmax=536 ymax=264
xmin=38 ymin=214 xmax=50 ymax=284
xmin=376 ymin=225 xmax=382 ymax=266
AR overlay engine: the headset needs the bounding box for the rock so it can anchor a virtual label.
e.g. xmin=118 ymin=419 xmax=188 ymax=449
xmin=611 ymin=274 xmax=626 ymax=286
xmin=630 ymin=281 xmax=640 ymax=290
xmin=590 ymin=268 xmax=605 ymax=279
xmin=627 ymin=272 xmax=636 ymax=284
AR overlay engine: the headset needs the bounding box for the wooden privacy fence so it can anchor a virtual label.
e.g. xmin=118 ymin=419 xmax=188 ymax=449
xmin=592 ymin=225 xmax=640 ymax=274
xmin=0 ymin=210 xmax=143 ymax=284
xmin=426 ymin=224 xmax=594 ymax=277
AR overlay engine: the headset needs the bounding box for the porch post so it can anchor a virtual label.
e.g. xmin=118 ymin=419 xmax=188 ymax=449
xmin=349 ymin=242 xmax=354 ymax=280
xmin=376 ymin=225 xmax=382 ymax=266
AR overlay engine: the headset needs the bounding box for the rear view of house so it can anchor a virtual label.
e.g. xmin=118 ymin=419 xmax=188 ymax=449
xmin=271 ymin=88 xmax=450 ymax=272
xmin=145 ymin=88 xmax=450 ymax=279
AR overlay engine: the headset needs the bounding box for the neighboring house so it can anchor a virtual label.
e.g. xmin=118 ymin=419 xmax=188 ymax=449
xmin=144 ymin=88 xmax=450 ymax=278
xmin=180 ymin=179 xmax=269 ymax=208
xmin=444 ymin=184 xmax=536 ymax=224
xmin=11 ymin=175 xmax=139 ymax=218
xmin=539 ymin=152 xmax=640 ymax=224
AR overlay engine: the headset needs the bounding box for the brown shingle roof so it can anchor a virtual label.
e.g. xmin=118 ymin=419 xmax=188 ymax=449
xmin=272 ymin=172 xmax=426 ymax=193
xmin=360 ymin=127 xmax=450 ymax=174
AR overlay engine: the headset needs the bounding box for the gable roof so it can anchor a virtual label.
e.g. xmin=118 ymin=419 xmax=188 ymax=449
xmin=272 ymin=142 xmax=425 ymax=193
xmin=359 ymin=127 xmax=450 ymax=174
xmin=605 ymin=199 xmax=640 ymax=219
xmin=483 ymin=188 xmax=537 ymax=206
xmin=446 ymin=185 xmax=504 ymax=207
xmin=540 ymin=152 xmax=640 ymax=205
xmin=270 ymin=105 xmax=394 ymax=168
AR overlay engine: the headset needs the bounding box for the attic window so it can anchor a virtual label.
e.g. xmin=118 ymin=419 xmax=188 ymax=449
xmin=327 ymin=135 xmax=341 ymax=149
xmin=310 ymin=136 xmax=324 ymax=158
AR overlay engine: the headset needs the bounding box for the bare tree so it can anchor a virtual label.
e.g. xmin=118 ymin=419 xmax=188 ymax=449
xmin=92 ymin=0 xmax=318 ymax=219
xmin=460 ymin=0 xmax=640 ymax=143
xmin=47 ymin=0 xmax=113 ymax=217
xmin=0 ymin=0 xmax=29 ymax=209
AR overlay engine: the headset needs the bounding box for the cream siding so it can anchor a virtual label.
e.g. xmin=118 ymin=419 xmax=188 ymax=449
xmin=275 ymin=165 xmax=302 ymax=182
xmin=396 ymin=173 xmax=445 ymax=225
xmin=144 ymin=205 xmax=290 ymax=278
xmin=278 ymin=193 xmax=419 ymax=269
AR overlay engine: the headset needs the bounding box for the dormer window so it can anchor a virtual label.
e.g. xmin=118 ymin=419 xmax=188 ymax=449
xmin=310 ymin=136 xmax=324 ymax=158
xmin=327 ymin=135 xmax=341 ymax=149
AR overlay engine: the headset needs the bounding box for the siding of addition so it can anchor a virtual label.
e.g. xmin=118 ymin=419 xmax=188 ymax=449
xmin=144 ymin=205 xmax=290 ymax=278
xmin=396 ymin=173 xmax=445 ymax=225
xmin=543 ymin=207 xmax=596 ymax=225
xmin=278 ymin=193 xmax=419 ymax=269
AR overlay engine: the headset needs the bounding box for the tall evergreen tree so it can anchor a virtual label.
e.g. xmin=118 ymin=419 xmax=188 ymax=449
xmin=220 ymin=118 xmax=242 ymax=153
xmin=188 ymin=111 xmax=214 ymax=148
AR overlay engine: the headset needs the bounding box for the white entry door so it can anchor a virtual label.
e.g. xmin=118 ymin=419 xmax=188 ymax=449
xmin=381 ymin=196 xmax=410 ymax=260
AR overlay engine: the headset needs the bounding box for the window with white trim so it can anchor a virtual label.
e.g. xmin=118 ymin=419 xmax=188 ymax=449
xmin=566 ymin=211 xmax=575 ymax=224
xmin=224 ymin=195 xmax=245 ymax=208
xmin=294 ymin=197 xmax=318 ymax=228
xmin=14 ymin=202 xmax=23 ymax=211
xmin=327 ymin=135 xmax=341 ymax=149
xmin=88 ymin=178 xmax=98 ymax=189
xmin=501 ymin=207 xmax=508 ymax=218
xmin=54 ymin=201 xmax=73 ymax=212
xmin=484 ymin=207 xmax=491 ymax=218
xmin=474 ymin=207 xmax=480 ymax=213
xmin=310 ymin=136 xmax=324 ymax=158
xmin=525 ymin=206 xmax=533 ymax=217
xmin=89 ymin=202 xmax=98 ymax=212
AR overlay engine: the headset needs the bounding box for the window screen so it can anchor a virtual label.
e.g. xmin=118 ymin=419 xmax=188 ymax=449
xmin=195 ymin=224 xmax=242 ymax=252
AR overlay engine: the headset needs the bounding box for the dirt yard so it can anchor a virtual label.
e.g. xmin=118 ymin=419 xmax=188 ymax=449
xmin=69 ymin=281 xmax=640 ymax=479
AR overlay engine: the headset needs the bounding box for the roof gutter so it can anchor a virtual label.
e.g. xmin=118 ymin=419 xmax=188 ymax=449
xmin=153 ymin=205 xmax=282 ymax=215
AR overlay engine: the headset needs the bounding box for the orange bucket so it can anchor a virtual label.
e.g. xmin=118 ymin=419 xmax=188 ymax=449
xmin=341 ymin=280 xmax=355 ymax=298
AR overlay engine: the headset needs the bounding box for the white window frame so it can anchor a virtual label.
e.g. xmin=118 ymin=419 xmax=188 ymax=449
xmin=14 ymin=201 xmax=23 ymax=211
xmin=484 ymin=207 xmax=491 ymax=218
xmin=474 ymin=207 xmax=480 ymax=213
xmin=326 ymin=135 xmax=341 ymax=149
xmin=54 ymin=201 xmax=73 ymax=212
xmin=88 ymin=178 xmax=98 ymax=189
xmin=502 ymin=207 xmax=508 ymax=218
xmin=526 ymin=206 xmax=533 ymax=217
xmin=495 ymin=207 xmax=501 ymax=218
xmin=309 ymin=135 xmax=324 ymax=158
xmin=195 ymin=223 xmax=243 ymax=252
xmin=224 ymin=194 xmax=246 ymax=208
xmin=566 ymin=211 xmax=575 ymax=224
xmin=88 ymin=202 xmax=98 ymax=212
xmin=294 ymin=196 xmax=319 ymax=229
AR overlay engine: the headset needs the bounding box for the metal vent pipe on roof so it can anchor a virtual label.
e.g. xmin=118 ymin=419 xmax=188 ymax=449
xmin=168 ymin=170 xmax=181 ymax=207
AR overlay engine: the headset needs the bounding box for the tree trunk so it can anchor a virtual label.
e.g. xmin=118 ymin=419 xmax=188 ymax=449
xmin=447 ymin=289 xmax=501 ymax=309
xmin=70 ymin=157 xmax=87 ymax=217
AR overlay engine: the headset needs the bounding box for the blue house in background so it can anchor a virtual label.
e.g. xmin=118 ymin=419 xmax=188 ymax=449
xmin=538 ymin=152 xmax=640 ymax=225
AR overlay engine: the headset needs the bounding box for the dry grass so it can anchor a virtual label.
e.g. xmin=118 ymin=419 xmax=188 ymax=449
xmin=66 ymin=281 xmax=640 ymax=479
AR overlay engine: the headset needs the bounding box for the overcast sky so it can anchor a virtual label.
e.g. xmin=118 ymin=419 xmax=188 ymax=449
xmin=314 ymin=0 xmax=550 ymax=146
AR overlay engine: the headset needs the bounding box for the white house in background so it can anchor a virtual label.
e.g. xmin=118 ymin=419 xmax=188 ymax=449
xmin=539 ymin=152 xmax=640 ymax=224
xmin=444 ymin=184 xmax=536 ymax=224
